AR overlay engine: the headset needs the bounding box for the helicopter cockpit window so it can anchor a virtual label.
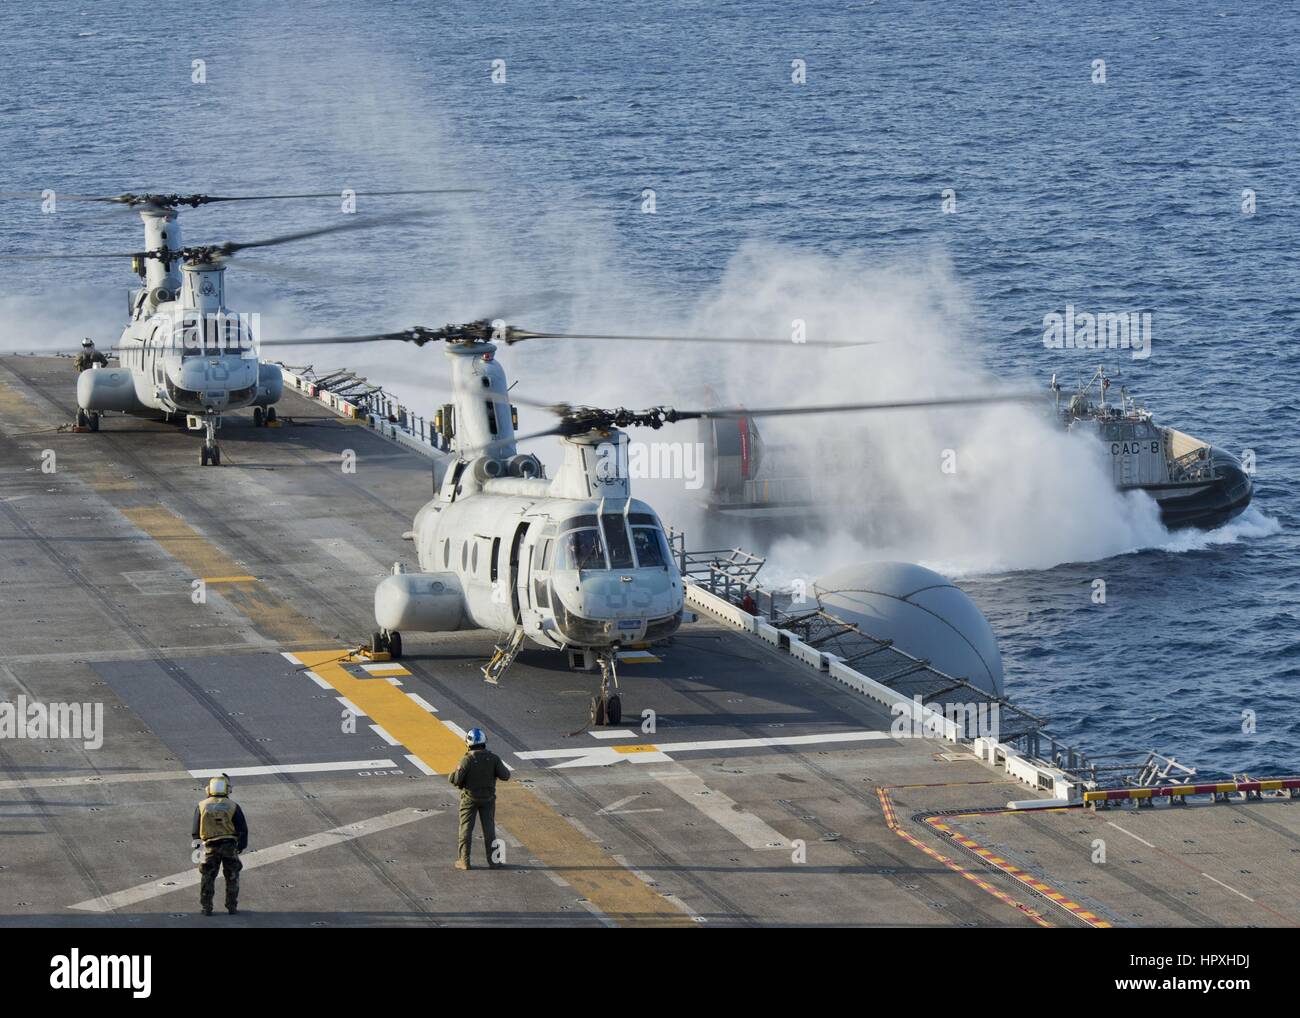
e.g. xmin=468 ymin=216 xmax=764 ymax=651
xmin=557 ymin=529 xmax=605 ymax=571
xmin=177 ymin=319 xmax=255 ymax=358
xmin=632 ymin=527 xmax=671 ymax=569
xmin=601 ymin=516 xmax=635 ymax=569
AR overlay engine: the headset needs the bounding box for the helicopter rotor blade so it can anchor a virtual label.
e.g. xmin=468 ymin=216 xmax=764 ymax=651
xmin=0 ymin=250 xmax=148 ymax=261
xmin=0 ymin=188 xmax=478 ymax=208
xmin=684 ymin=391 xmax=1042 ymax=420
xmin=210 ymin=212 xmax=412 ymax=258
xmin=0 ymin=212 xmax=413 ymax=265
xmin=505 ymin=328 xmax=871 ymax=349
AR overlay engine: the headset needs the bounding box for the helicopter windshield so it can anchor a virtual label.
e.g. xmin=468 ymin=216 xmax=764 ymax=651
xmin=557 ymin=528 xmax=606 ymax=571
xmin=631 ymin=527 xmax=671 ymax=568
xmin=601 ymin=516 xmax=635 ymax=569
xmin=177 ymin=319 xmax=256 ymax=358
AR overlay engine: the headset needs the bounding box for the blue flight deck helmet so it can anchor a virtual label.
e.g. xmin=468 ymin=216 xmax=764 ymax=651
xmin=466 ymin=728 xmax=486 ymax=748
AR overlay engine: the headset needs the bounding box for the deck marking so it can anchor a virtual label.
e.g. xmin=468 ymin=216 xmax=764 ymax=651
xmin=189 ymin=759 xmax=397 ymax=778
xmin=1200 ymin=873 xmax=1254 ymax=902
xmin=203 ymin=575 xmax=259 ymax=584
xmin=404 ymin=753 xmax=436 ymax=776
xmin=876 ymin=787 xmax=1056 ymax=928
xmin=1106 ymin=821 xmax=1155 ymax=848
xmin=405 ymin=692 xmax=439 ymax=713
xmin=119 ymin=506 xmax=317 ymax=645
xmin=361 ymin=663 xmax=410 ymax=677
xmin=517 ymin=728 xmax=892 ymax=768
xmin=652 ymin=764 xmax=788 ymax=850
xmin=69 ymin=807 xmax=439 ymax=912
xmin=589 ymin=729 xmax=638 ymax=740
xmin=296 ymin=649 xmax=695 ymax=927
xmin=1106 ymin=818 xmax=1296 ymax=921
xmin=923 ymin=814 xmax=1109 ymax=927
xmin=597 ymin=795 xmax=664 ymax=817
xmin=369 ymin=724 xmax=400 ymax=747
xmin=335 ymin=695 xmax=367 ymax=718
xmin=303 ymin=670 xmax=332 ymax=690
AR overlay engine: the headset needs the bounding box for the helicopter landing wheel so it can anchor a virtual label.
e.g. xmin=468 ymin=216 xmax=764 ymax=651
xmin=589 ymin=654 xmax=621 ymax=726
xmin=200 ymin=444 xmax=220 ymax=467
xmin=370 ymin=630 xmax=402 ymax=658
xmin=253 ymin=407 xmax=265 ymax=427
xmin=266 ymin=406 xmax=277 ymax=424
xmin=87 ymin=411 xmax=99 ymax=432
xmin=75 ymin=407 xmax=88 ymax=428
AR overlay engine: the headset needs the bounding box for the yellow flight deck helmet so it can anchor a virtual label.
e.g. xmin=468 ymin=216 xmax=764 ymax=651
xmin=207 ymin=774 xmax=231 ymax=797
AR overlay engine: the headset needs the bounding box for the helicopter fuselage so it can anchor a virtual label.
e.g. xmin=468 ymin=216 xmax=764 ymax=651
xmin=373 ymin=340 xmax=685 ymax=659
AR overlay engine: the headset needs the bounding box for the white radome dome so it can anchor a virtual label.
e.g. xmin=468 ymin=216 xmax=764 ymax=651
xmin=812 ymin=562 xmax=1004 ymax=696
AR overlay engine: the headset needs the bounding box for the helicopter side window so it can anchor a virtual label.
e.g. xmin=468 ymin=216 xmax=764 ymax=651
xmin=558 ymin=529 xmax=605 ymax=571
xmin=631 ymin=527 xmax=671 ymax=569
xmin=601 ymin=516 xmax=635 ymax=569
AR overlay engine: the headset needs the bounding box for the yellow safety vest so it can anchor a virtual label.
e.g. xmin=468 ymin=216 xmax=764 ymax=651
xmin=199 ymin=796 xmax=238 ymax=842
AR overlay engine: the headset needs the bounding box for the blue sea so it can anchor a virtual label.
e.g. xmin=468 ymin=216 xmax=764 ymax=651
xmin=1 ymin=1 xmax=1297 ymax=777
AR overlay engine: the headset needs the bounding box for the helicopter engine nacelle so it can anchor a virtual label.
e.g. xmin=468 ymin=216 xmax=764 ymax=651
xmin=374 ymin=572 xmax=468 ymax=633
xmin=254 ymin=362 xmax=283 ymax=407
xmin=77 ymin=367 xmax=141 ymax=412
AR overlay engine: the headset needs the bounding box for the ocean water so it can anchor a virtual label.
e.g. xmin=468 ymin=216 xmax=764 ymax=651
xmin=1 ymin=1 xmax=1297 ymax=777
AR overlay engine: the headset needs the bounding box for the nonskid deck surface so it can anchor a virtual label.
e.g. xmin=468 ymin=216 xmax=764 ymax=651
xmin=0 ymin=355 xmax=1295 ymax=928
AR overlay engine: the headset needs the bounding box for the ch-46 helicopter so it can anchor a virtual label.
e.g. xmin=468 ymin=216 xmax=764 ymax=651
xmin=260 ymin=320 xmax=1035 ymax=724
xmin=0 ymin=189 xmax=466 ymax=464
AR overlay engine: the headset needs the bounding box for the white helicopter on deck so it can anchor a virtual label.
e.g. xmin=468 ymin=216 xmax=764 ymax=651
xmin=261 ymin=320 xmax=1035 ymax=724
xmin=0 ymin=189 xmax=464 ymax=464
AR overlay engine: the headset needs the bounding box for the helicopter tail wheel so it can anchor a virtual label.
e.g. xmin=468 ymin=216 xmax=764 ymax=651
xmin=253 ymin=407 xmax=265 ymax=427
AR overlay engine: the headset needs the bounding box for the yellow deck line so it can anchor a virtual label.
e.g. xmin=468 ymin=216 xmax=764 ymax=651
xmin=297 ymin=651 xmax=696 ymax=927
xmin=119 ymin=506 xmax=316 ymax=645
xmin=203 ymin=575 xmax=260 ymax=584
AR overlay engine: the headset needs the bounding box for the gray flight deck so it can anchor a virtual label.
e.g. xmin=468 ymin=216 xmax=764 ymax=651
xmin=1 ymin=354 xmax=1297 ymax=927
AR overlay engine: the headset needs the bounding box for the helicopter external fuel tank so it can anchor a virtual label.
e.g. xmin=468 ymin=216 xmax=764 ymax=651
xmin=77 ymin=366 xmax=143 ymax=413
xmin=374 ymin=571 xmax=468 ymax=633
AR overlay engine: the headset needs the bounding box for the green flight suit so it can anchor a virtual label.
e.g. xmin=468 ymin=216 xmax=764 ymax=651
xmin=74 ymin=351 xmax=107 ymax=372
xmin=449 ymin=747 xmax=511 ymax=866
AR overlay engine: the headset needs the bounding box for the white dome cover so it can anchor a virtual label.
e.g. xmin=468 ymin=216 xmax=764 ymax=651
xmin=812 ymin=562 xmax=1004 ymax=696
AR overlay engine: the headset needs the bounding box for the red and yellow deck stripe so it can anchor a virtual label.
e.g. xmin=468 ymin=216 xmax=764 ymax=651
xmin=923 ymin=815 xmax=1112 ymax=927
xmin=875 ymin=787 xmax=1055 ymax=928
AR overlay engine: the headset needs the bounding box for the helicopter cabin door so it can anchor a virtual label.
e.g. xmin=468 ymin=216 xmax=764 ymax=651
xmin=507 ymin=522 xmax=528 ymax=625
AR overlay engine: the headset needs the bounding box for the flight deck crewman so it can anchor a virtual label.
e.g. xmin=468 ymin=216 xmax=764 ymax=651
xmin=192 ymin=774 xmax=249 ymax=915
xmin=74 ymin=338 xmax=107 ymax=372
xmin=449 ymin=728 xmax=510 ymax=870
